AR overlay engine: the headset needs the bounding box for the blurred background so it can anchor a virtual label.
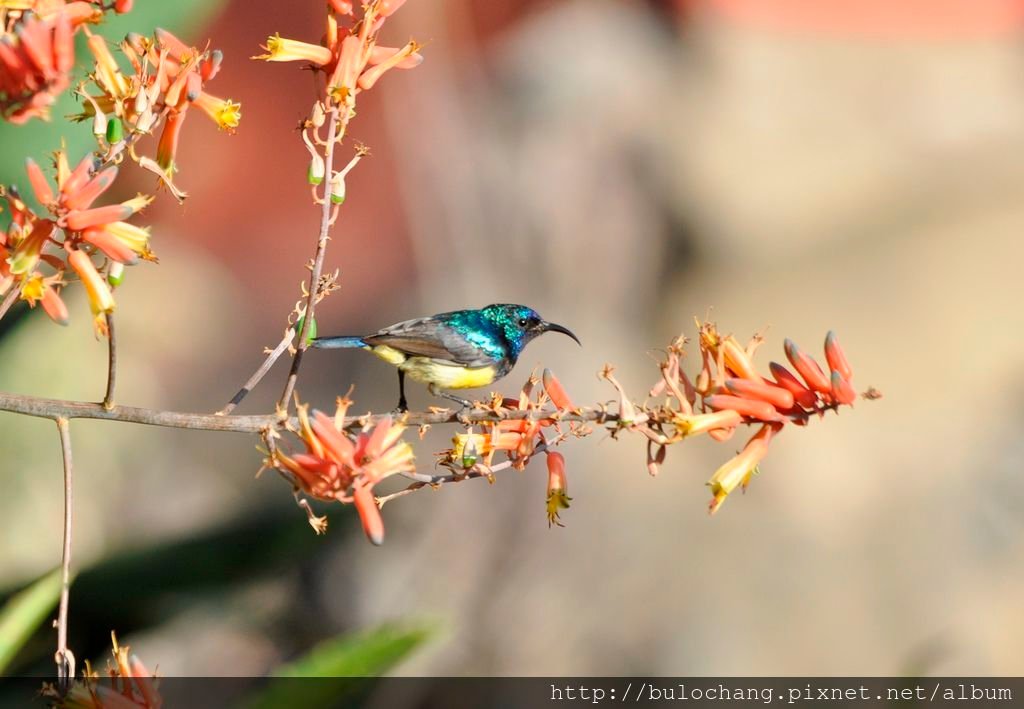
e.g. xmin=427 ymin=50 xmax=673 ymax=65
xmin=2 ymin=0 xmax=1024 ymax=691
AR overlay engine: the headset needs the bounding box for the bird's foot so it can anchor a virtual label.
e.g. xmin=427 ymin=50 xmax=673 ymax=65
xmin=428 ymin=385 xmax=471 ymax=408
xmin=391 ymin=397 xmax=409 ymax=416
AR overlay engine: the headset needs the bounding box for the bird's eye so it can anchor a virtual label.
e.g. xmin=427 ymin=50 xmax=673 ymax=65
xmin=518 ymin=318 xmax=529 ymax=327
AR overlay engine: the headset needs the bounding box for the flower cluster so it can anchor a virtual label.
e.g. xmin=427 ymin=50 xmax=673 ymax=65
xmin=2 ymin=26 xmax=239 ymax=332
xmin=255 ymin=0 xmax=421 ymax=101
xmin=44 ymin=631 xmax=160 ymax=709
xmin=0 ymin=0 xmax=131 ymax=124
xmin=255 ymin=0 xmax=421 ymax=200
xmin=75 ymin=26 xmax=240 ymax=187
xmin=1 ymin=149 xmax=152 ymax=332
xmin=268 ymin=396 xmax=415 ymax=544
xmin=441 ymin=368 xmax=586 ymax=527
xmin=626 ymin=321 xmax=864 ymax=513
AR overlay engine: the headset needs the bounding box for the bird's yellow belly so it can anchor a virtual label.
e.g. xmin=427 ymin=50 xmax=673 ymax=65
xmin=370 ymin=346 xmax=497 ymax=389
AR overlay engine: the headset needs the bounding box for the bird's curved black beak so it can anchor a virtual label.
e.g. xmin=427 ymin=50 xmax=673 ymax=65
xmin=541 ymin=321 xmax=581 ymax=346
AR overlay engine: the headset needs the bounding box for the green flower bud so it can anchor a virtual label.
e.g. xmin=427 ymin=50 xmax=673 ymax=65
xmin=329 ymin=171 xmax=346 ymax=204
xmin=108 ymin=262 xmax=125 ymax=287
xmin=307 ymin=155 xmax=325 ymax=185
xmin=461 ymin=438 xmax=479 ymax=469
xmin=296 ymin=314 xmax=317 ymax=344
xmin=106 ymin=117 xmax=124 ymax=144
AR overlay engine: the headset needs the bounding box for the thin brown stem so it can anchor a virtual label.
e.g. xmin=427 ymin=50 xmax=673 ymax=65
xmin=378 ymin=453 xmax=532 ymax=508
xmin=54 ymin=417 xmax=75 ymax=692
xmin=0 ymin=389 xmax=617 ymax=433
xmin=278 ymin=107 xmax=340 ymax=413
xmin=0 ymin=287 xmax=19 ymax=323
xmin=217 ymin=326 xmax=296 ymax=416
xmin=102 ymin=313 xmax=117 ymax=410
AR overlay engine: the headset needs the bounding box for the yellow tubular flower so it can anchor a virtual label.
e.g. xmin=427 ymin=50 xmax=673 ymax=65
xmin=254 ymin=34 xmax=333 ymax=65
xmin=193 ymin=92 xmax=241 ymax=131
xmin=103 ymin=221 xmax=152 ymax=254
xmin=86 ymin=32 xmax=130 ymax=98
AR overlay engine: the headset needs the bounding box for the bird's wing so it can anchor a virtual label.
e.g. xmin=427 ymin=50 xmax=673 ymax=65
xmin=363 ymin=317 xmax=498 ymax=367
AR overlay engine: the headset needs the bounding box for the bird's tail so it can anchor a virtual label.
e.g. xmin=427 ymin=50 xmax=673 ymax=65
xmin=310 ymin=336 xmax=368 ymax=349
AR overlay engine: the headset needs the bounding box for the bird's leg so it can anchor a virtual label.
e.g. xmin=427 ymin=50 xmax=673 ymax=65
xmin=395 ymin=370 xmax=409 ymax=413
xmin=428 ymin=383 xmax=472 ymax=413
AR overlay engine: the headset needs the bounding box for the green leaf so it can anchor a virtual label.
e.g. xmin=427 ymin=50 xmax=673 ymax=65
xmin=245 ymin=622 xmax=436 ymax=709
xmin=0 ymin=0 xmax=229 ymax=192
xmin=0 ymin=569 xmax=62 ymax=675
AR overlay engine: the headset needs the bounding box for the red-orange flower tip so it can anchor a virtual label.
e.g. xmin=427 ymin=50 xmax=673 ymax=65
xmin=25 ymin=158 xmax=54 ymax=205
xmin=353 ymin=483 xmax=384 ymax=545
xmin=824 ymin=330 xmax=853 ymax=381
xmin=768 ymin=361 xmax=818 ymax=409
xmin=41 ymin=285 xmax=69 ymax=326
xmin=830 ymin=370 xmax=857 ymax=406
xmin=783 ymin=338 xmax=831 ymax=394
xmin=542 ymin=368 xmax=574 ymax=410
xmin=379 ymin=0 xmax=409 ymax=17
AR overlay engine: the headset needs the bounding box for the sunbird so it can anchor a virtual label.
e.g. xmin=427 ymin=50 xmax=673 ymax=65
xmin=311 ymin=304 xmax=580 ymax=411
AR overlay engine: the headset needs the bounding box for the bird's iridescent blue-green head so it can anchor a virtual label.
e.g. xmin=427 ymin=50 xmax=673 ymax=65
xmin=480 ymin=303 xmax=580 ymax=359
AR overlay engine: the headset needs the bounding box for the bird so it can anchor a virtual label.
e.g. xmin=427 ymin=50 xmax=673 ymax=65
xmin=311 ymin=303 xmax=580 ymax=411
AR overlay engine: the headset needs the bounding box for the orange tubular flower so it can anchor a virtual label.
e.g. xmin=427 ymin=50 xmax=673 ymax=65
xmin=65 ymin=199 xmax=140 ymax=231
xmin=67 ymin=247 xmax=114 ymax=315
xmin=369 ymin=44 xmax=424 ymax=69
xmin=39 ymin=281 xmax=68 ymax=325
xmin=705 ymin=394 xmax=782 ymax=423
xmin=353 ymin=481 xmax=385 ymax=545
xmin=271 ymin=402 xmax=415 ymax=541
xmin=85 ymin=28 xmax=129 ymax=98
xmin=824 ymin=331 xmax=854 ymax=381
xmin=357 ymin=40 xmax=421 ymax=90
xmin=830 ymin=371 xmax=857 ymax=406
xmin=545 ymin=451 xmax=572 ymax=527
xmin=724 ymin=377 xmax=795 ymax=411
xmin=542 ymin=368 xmax=575 ymax=410
xmin=156 ymin=109 xmax=185 ymax=175
xmin=24 ymin=158 xmax=54 ymax=205
xmin=82 ymin=228 xmax=138 ymax=264
xmin=768 ymin=362 xmax=818 ymax=409
xmin=784 ymin=338 xmax=831 ymax=394
xmin=62 ymin=165 xmax=117 ymax=211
